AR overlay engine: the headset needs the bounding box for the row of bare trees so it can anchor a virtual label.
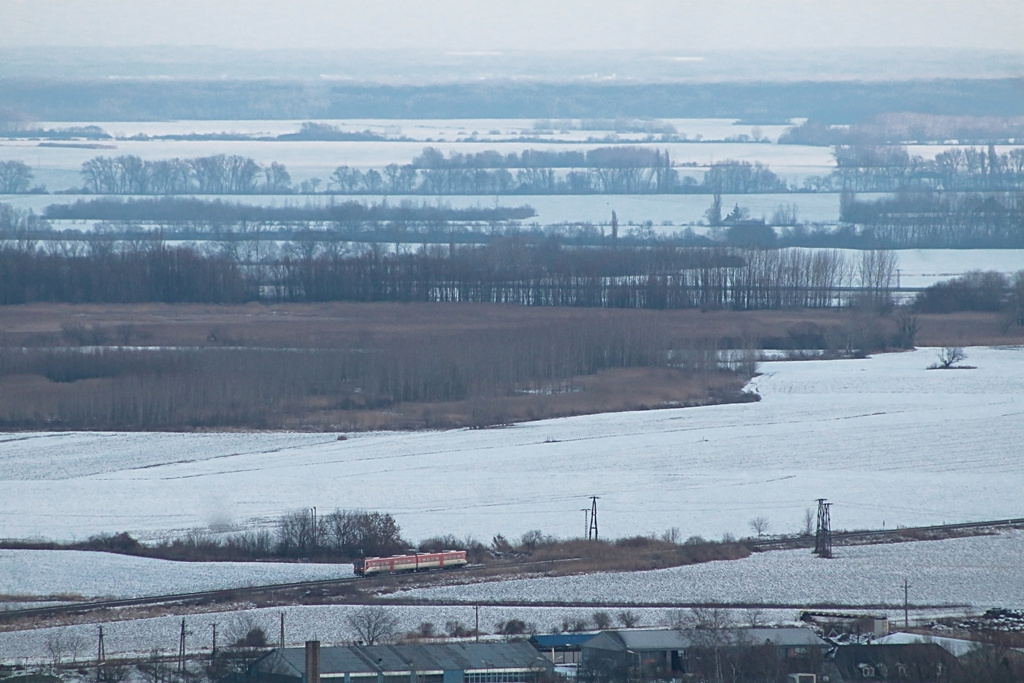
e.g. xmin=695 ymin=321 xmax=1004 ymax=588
xmin=66 ymin=148 xmax=790 ymax=197
xmin=841 ymin=191 xmax=1024 ymax=248
xmin=80 ymin=154 xmax=291 ymax=194
xmin=0 ymin=236 xmax=897 ymax=310
xmin=825 ymin=144 xmax=1024 ymax=193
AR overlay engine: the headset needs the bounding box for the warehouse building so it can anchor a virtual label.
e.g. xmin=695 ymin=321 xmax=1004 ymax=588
xmin=581 ymin=627 xmax=828 ymax=680
xmin=254 ymin=640 xmax=554 ymax=683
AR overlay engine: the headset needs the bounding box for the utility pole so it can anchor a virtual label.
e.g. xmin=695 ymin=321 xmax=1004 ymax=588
xmin=589 ymin=496 xmax=600 ymax=540
xmin=904 ymin=578 xmax=910 ymax=629
xmin=178 ymin=618 xmax=187 ymax=673
xmin=581 ymin=509 xmax=590 ymax=538
xmin=813 ymin=498 xmax=832 ymax=559
xmin=211 ymin=623 xmax=217 ymax=663
xmin=310 ymin=507 xmax=317 ymax=552
xmin=474 ymin=605 xmax=480 ymax=643
xmin=280 ymin=612 xmax=286 ymax=650
xmin=96 ymin=625 xmax=105 ymax=683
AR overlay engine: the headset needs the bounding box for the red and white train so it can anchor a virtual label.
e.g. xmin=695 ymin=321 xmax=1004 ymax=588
xmin=353 ymin=550 xmax=468 ymax=576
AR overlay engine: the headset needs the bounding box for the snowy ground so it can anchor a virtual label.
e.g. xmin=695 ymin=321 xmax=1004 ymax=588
xmin=384 ymin=531 xmax=1024 ymax=610
xmin=2 ymin=530 xmax=1019 ymax=609
xmin=0 ymin=550 xmax=351 ymax=603
xmin=2 ymin=346 xmax=1023 ymax=545
xmin=888 ymin=249 xmax=1024 ymax=289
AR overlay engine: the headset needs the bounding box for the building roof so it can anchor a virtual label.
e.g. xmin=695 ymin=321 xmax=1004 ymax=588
xmin=738 ymin=627 xmax=829 ymax=648
xmin=264 ymin=641 xmax=553 ymax=676
xmin=530 ymin=634 xmax=598 ymax=649
xmin=832 ymin=643 xmax=958 ymax=677
xmin=874 ymin=633 xmax=983 ymax=657
xmin=582 ymin=627 xmax=827 ymax=653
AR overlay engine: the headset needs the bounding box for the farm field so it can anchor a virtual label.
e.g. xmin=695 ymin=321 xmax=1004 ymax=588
xmin=0 ymin=549 xmax=351 ymax=603
xmin=384 ymin=530 xmax=1024 ymax=610
xmin=1 ymin=346 xmax=1022 ymax=544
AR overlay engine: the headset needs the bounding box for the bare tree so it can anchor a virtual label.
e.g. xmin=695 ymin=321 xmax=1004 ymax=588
xmin=933 ymin=347 xmax=966 ymax=369
xmin=0 ymin=160 xmax=33 ymax=193
xmin=45 ymin=630 xmax=68 ymax=668
xmin=744 ymin=608 xmax=765 ymax=627
xmin=893 ymin=308 xmax=920 ymax=349
xmin=347 ymin=606 xmax=399 ymax=645
xmin=445 ymin=620 xmax=472 ymax=638
xmin=802 ymin=507 xmax=815 ymax=537
xmin=857 ymin=249 xmax=899 ymax=310
xmin=263 ymin=162 xmax=292 ymax=193
xmin=678 ymin=607 xmax=736 ymax=683
xmin=97 ymin=662 xmax=131 ymax=683
xmin=137 ymin=649 xmax=173 ymax=683
xmin=748 ymin=516 xmax=771 ymax=538
xmin=616 ymin=610 xmax=641 ymax=628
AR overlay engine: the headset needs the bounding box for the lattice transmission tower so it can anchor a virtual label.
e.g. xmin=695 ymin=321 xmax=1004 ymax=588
xmin=813 ymin=498 xmax=833 ymax=558
xmin=588 ymin=496 xmax=599 ymax=540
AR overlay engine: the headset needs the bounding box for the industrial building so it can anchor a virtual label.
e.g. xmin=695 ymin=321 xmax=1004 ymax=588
xmin=254 ymin=641 xmax=554 ymax=683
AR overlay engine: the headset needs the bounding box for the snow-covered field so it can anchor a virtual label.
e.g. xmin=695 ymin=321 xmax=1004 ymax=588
xmin=2 ymin=530 xmax=1019 ymax=609
xmin=0 ymin=550 xmax=351 ymax=602
xmin=891 ymin=250 xmax=1024 ymax=289
xmin=2 ymin=346 xmax=1023 ymax=546
xmin=385 ymin=531 xmax=1024 ymax=610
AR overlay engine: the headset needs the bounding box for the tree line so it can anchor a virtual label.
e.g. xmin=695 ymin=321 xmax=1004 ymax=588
xmin=913 ymin=269 xmax=1024 ymax=330
xmin=0 ymin=149 xmax=793 ymax=197
xmin=0 ymin=236 xmax=896 ymax=311
xmin=79 ymin=154 xmax=293 ymax=194
xmin=16 ymin=509 xmax=409 ymax=562
xmin=800 ymin=143 xmax=1024 ymax=193
xmin=42 ymin=197 xmax=536 ymax=224
xmin=781 ymin=113 xmax=1024 ymax=146
xmin=840 ymin=190 xmax=1024 ymax=248
xmin=22 ymin=142 xmax=1024 ymax=198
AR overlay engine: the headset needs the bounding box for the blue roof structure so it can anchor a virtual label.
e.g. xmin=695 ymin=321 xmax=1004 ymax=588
xmin=530 ymin=634 xmax=598 ymax=649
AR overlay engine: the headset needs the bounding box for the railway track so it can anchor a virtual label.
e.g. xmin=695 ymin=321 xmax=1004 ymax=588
xmin=0 ymin=558 xmax=580 ymax=623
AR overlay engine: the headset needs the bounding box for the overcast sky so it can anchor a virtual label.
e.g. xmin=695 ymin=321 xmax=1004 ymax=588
xmin=3 ymin=0 xmax=1024 ymax=52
